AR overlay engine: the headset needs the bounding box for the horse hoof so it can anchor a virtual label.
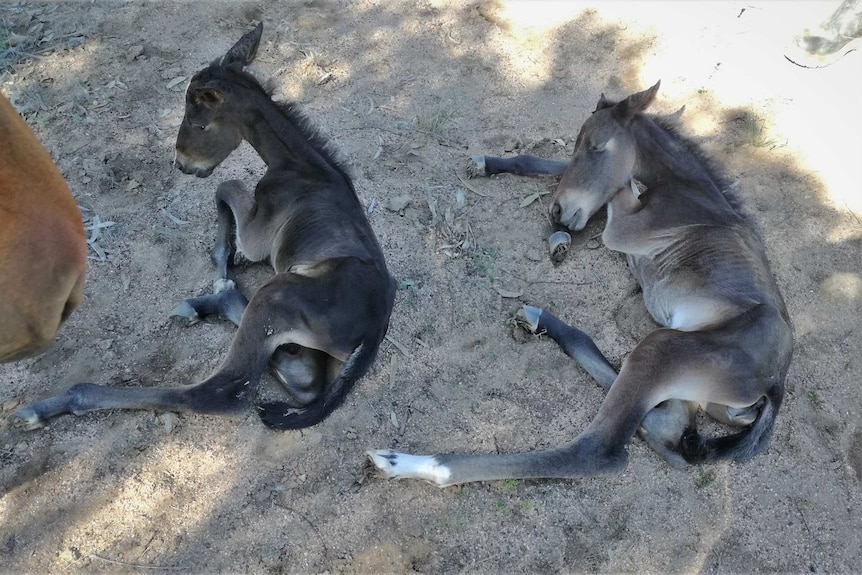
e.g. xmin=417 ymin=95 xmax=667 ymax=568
xmin=213 ymin=278 xmax=236 ymax=294
xmin=466 ymin=155 xmax=487 ymax=178
xmin=515 ymin=305 xmax=542 ymax=333
xmin=548 ymin=231 xmax=571 ymax=264
xmin=170 ymin=300 xmax=200 ymax=323
xmin=10 ymin=406 xmax=46 ymax=431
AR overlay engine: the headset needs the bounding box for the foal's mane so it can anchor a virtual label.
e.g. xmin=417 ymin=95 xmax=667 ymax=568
xmin=200 ymin=65 xmax=352 ymax=182
xmin=641 ymin=111 xmax=748 ymax=219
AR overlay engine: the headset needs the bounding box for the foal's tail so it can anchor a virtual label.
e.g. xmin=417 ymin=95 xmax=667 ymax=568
xmin=680 ymin=385 xmax=784 ymax=464
xmin=257 ymin=338 xmax=379 ymax=430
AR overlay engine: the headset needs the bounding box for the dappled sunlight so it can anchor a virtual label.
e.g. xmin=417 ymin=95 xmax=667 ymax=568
xmin=491 ymin=1 xmax=861 ymax=221
xmin=687 ymin=466 xmax=733 ymax=573
xmin=795 ymin=272 xmax=861 ymax=338
xmin=1 ymin=1 xmax=860 ymax=572
xmin=819 ymin=272 xmax=862 ymax=300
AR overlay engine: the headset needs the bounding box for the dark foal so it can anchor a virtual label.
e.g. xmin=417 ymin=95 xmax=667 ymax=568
xmin=14 ymin=23 xmax=395 ymax=431
xmin=370 ymin=82 xmax=793 ymax=486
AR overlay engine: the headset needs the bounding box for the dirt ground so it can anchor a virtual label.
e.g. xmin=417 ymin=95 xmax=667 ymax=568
xmin=1 ymin=1 xmax=860 ymax=573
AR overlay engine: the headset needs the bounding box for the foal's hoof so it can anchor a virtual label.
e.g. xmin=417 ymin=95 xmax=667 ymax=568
xmin=515 ymin=305 xmax=543 ymax=334
xmin=548 ymin=231 xmax=571 ymax=264
xmin=466 ymin=155 xmax=487 ymax=178
xmin=170 ymin=300 xmax=200 ymax=323
xmin=10 ymin=406 xmax=46 ymax=431
xmin=213 ymin=278 xmax=236 ymax=294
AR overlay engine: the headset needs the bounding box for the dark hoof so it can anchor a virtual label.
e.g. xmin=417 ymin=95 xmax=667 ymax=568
xmin=466 ymin=156 xmax=487 ymax=178
xmin=680 ymin=427 xmax=708 ymax=463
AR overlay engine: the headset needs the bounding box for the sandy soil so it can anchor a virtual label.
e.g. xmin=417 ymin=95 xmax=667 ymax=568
xmin=1 ymin=1 xmax=860 ymax=573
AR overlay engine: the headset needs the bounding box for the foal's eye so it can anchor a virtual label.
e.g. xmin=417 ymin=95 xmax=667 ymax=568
xmin=187 ymin=118 xmax=208 ymax=131
xmin=589 ymin=142 xmax=605 ymax=153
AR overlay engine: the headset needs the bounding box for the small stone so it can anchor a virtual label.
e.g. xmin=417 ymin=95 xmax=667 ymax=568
xmin=159 ymin=412 xmax=179 ymax=433
xmin=160 ymin=67 xmax=182 ymax=80
xmin=524 ymin=249 xmax=543 ymax=262
xmin=126 ymin=45 xmax=144 ymax=62
xmin=305 ymin=431 xmax=323 ymax=445
xmin=503 ymin=138 xmax=521 ymax=153
xmin=386 ymin=195 xmax=411 ymax=212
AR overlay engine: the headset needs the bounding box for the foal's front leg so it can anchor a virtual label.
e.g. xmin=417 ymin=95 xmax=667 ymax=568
xmin=171 ymin=180 xmax=256 ymax=326
xmin=468 ymin=154 xmax=569 ymax=178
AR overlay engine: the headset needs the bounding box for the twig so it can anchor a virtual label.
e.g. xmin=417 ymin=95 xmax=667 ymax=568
xmin=502 ymin=271 xmax=593 ymax=286
xmin=88 ymin=554 xmax=184 ymax=571
xmin=272 ymin=502 xmax=330 ymax=557
xmin=792 ymin=497 xmax=823 ymax=570
xmin=455 ymin=169 xmax=490 ymax=197
xmin=385 ymin=334 xmax=412 ymax=358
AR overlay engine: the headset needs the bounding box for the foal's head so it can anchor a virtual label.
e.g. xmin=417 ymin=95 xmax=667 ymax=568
xmin=550 ymin=81 xmax=660 ymax=231
xmin=174 ymin=23 xmax=263 ymax=178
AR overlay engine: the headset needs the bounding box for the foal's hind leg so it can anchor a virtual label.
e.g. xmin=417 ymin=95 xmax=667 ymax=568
xmin=519 ymin=305 xmax=696 ymax=467
xmin=12 ymin=274 xmax=336 ymax=429
xmin=172 ymin=180 xmax=264 ymax=324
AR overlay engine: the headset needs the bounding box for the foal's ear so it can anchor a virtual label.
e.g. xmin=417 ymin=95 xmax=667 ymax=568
xmin=191 ymin=87 xmax=225 ymax=109
xmin=615 ymin=80 xmax=661 ymax=122
xmin=594 ymin=93 xmax=615 ymax=112
xmin=221 ymin=22 xmax=263 ymax=68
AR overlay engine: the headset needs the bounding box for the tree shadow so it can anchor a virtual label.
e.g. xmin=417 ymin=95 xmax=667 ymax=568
xmin=1 ymin=1 xmax=859 ymax=573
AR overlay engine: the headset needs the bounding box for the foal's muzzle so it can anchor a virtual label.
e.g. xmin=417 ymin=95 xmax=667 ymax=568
xmin=173 ymin=157 xmax=214 ymax=178
xmin=550 ymin=201 xmax=583 ymax=231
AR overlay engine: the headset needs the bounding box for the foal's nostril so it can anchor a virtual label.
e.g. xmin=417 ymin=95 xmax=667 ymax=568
xmin=551 ymin=202 xmax=562 ymax=223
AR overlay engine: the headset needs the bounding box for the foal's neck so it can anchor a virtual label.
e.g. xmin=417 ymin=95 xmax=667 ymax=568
xmin=242 ymin=92 xmax=334 ymax=178
xmin=630 ymin=115 xmax=718 ymax=192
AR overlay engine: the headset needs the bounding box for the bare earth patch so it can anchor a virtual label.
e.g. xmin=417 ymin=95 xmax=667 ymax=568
xmin=1 ymin=1 xmax=860 ymax=573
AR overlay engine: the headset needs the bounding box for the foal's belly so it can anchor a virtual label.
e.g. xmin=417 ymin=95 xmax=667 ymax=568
xmin=643 ymin=289 xmax=738 ymax=331
xmin=628 ymin=255 xmax=743 ymax=331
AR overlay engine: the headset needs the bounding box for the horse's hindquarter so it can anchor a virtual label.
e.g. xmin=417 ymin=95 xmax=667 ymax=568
xmin=0 ymin=93 xmax=86 ymax=361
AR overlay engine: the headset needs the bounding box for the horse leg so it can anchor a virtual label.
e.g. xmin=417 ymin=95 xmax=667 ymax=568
xmin=11 ymin=272 xmax=347 ymax=429
xmin=518 ymin=305 xmax=695 ymax=468
xmin=11 ymin=288 xmax=279 ymax=429
xmin=469 ymin=154 xmax=569 ymax=177
xmin=172 ymin=180 xmax=262 ymax=325
xmin=369 ymin=323 xmax=775 ymax=486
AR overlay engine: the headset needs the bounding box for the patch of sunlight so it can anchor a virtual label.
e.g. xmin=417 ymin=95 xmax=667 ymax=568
xmin=686 ymin=466 xmax=732 ymax=574
xmin=794 ymin=272 xmax=860 ymax=337
xmin=542 ymin=1 xmax=861 ymax=220
xmin=819 ymin=273 xmax=861 ymax=302
xmin=9 ymin=441 xmax=237 ymax=557
xmin=496 ymin=0 xmax=597 ymax=30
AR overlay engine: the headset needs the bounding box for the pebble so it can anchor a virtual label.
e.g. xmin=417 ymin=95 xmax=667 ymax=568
xmin=126 ymin=45 xmax=144 ymax=62
xmin=386 ymin=195 xmax=411 ymax=212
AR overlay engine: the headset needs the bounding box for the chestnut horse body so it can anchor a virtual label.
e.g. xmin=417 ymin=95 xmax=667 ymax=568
xmin=0 ymin=92 xmax=86 ymax=363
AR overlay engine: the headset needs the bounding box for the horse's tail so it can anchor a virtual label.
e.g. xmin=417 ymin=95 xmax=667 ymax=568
xmin=256 ymin=338 xmax=379 ymax=430
xmin=680 ymin=385 xmax=784 ymax=464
